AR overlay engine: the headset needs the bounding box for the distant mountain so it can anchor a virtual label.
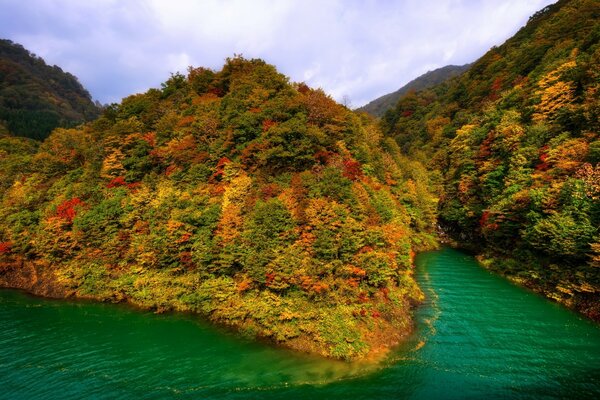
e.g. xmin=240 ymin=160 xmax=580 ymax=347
xmin=357 ymin=64 xmax=471 ymax=117
xmin=0 ymin=39 xmax=100 ymax=140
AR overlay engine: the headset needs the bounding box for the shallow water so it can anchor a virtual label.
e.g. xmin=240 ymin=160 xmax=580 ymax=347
xmin=1 ymin=247 xmax=599 ymax=399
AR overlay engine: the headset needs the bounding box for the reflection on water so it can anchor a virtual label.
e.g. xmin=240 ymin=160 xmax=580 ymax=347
xmin=1 ymin=247 xmax=599 ymax=399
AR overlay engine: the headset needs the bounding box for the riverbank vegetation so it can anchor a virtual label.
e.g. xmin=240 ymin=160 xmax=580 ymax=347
xmin=381 ymin=0 xmax=599 ymax=320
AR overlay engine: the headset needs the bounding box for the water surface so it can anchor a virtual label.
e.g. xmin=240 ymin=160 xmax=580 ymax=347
xmin=1 ymin=247 xmax=599 ymax=398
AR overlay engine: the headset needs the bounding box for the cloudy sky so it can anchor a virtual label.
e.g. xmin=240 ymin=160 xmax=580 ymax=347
xmin=0 ymin=0 xmax=555 ymax=107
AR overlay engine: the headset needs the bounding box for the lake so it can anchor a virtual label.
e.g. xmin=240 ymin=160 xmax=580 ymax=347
xmin=1 ymin=247 xmax=599 ymax=399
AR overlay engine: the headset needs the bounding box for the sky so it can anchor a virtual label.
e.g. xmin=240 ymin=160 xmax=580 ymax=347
xmin=0 ymin=0 xmax=556 ymax=107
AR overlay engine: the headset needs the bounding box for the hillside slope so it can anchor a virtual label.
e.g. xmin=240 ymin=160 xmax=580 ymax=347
xmin=358 ymin=64 xmax=470 ymax=117
xmin=382 ymin=0 xmax=600 ymax=320
xmin=0 ymin=39 xmax=100 ymax=140
xmin=0 ymin=57 xmax=438 ymax=360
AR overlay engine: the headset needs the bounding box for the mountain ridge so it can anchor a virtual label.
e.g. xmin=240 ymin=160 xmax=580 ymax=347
xmin=381 ymin=0 xmax=600 ymax=320
xmin=357 ymin=64 xmax=471 ymax=117
xmin=0 ymin=39 xmax=100 ymax=140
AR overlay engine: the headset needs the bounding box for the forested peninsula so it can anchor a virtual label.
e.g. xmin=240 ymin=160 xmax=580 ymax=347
xmin=0 ymin=57 xmax=438 ymax=360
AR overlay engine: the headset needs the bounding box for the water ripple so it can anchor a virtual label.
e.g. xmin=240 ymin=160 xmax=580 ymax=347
xmin=1 ymin=248 xmax=599 ymax=399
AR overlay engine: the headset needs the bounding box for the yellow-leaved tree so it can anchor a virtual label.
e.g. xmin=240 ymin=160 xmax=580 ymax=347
xmin=533 ymin=60 xmax=577 ymax=122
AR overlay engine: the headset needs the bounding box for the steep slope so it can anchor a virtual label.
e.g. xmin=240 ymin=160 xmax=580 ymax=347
xmin=0 ymin=39 xmax=100 ymax=140
xmin=0 ymin=57 xmax=438 ymax=360
xmin=382 ymin=0 xmax=600 ymax=320
xmin=358 ymin=64 xmax=471 ymax=117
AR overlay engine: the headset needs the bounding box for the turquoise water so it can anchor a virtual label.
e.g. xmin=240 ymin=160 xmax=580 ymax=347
xmin=1 ymin=247 xmax=599 ymax=399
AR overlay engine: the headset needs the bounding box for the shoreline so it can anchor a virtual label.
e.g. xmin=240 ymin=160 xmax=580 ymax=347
xmin=434 ymin=237 xmax=600 ymax=324
xmin=0 ymin=258 xmax=419 ymax=364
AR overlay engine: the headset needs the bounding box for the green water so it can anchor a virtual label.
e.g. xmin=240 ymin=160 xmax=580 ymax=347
xmin=1 ymin=248 xmax=599 ymax=399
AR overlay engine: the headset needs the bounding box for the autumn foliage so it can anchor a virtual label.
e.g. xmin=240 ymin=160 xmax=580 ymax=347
xmin=55 ymin=198 xmax=84 ymax=223
xmin=0 ymin=56 xmax=436 ymax=360
xmin=0 ymin=241 xmax=11 ymax=254
xmin=381 ymin=0 xmax=599 ymax=320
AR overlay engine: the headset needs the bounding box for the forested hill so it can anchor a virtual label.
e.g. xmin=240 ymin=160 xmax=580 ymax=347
xmin=381 ymin=0 xmax=599 ymax=320
xmin=0 ymin=39 xmax=100 ymax=140
xmin=358 ymin=64 xmax=471 ymax=117
xmin=0 ymin=56 xmax=438 ymax=360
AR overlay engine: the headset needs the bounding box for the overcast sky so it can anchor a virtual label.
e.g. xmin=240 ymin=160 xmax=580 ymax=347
xmin=0 ymin=0 xmax=556 ymax=107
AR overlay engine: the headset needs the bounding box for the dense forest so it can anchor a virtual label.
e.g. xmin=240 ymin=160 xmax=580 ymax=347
xmin=0 ymin=0 xmax=598 ymax=363
xmin=358 ymin=64 xmax=471 ymax=117
xmin=380 ymin=0 xmax=599 ymax=320
xmin=0 ymin=39 xmax=100 ymax=140
xmin=0 ymin=57 xmax=438 ymax=360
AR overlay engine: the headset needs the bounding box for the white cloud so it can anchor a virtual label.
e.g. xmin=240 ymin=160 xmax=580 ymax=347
xmin=0 ymin=0 xmax=557 ymax=106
